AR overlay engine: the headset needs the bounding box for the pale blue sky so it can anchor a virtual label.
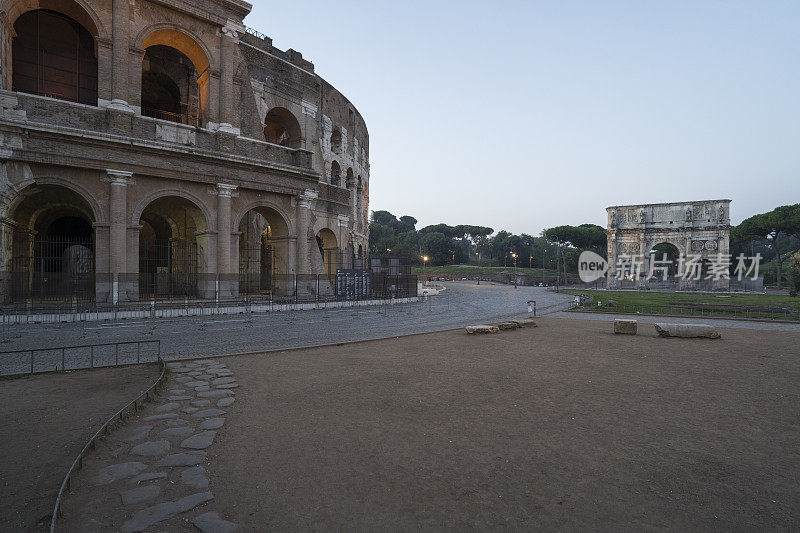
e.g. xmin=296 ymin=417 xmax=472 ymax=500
xmin=246 ymin=1 xmax=800 ymax=234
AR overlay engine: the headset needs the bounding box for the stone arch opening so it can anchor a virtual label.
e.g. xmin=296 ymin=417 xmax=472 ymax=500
xmin=141 ymin=45 xmax=200 ymax=125
xmin=5 ymin=184 xmax=97 ymax=302
xmin=237 ymin=206 xmax=291 ymax=296
xmin=647 ymin=242 xmax=681 ymax=279
xmin=263 ymin=107 xmax=301 ymax=148
xmin=330 ymin=161 xmax=341 ymax=187
xmin=356 ymin=175 xmax=364 ymax=220
xmin=12 ymin=8 xmax=98 ymax=105
xmin=316 ymin=228 xmax=338 ymax=279
xmin=140 ymin=29 xmax=210 ymax=126
xmin=138 ymin=196 xmax=208 ymax=298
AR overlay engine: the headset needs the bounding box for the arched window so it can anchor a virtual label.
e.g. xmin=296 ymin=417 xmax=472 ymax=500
xmin=263 ymin=107 xmax=302 ymax=148
xmin=12 ymin=9 xmax=98 ymax=105
xmin=330 ymin=127 xmax=342 ymax=154
xmin=330 ymin=161 xmax=341 ymax=187
xmin=142 ymin=45 xmax=199 ymax=125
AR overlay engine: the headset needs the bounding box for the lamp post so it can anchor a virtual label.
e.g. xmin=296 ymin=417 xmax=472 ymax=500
xmin=421 ymin=255 xmax=429 ymax=283
xmin=475 ymin=252 xmax=481 ymax=285
xmin=511 ymin=252 xmax=518 ymax=288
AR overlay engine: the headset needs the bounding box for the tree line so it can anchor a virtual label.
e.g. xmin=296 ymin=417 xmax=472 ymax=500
xmin=369 ymin=203 xmax=800 ymax=292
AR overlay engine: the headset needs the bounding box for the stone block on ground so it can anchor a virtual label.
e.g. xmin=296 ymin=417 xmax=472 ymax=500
xmin=654 ymin=323 xmax=721 ymax=339
xmin=130 ymin=440 xmax=171 ymax=457
xmin=511 ymin=318 xmax=538 ymax=328
xmin=465 ymin=324 xmax=499 ymax=334
xmin=157 ymin=451 xmax=207 ymax=467
xmin=199 ymin=418 xmax=225 ymax=430
xmin=180 ymin=466 xmax=209 ymax=489
xmin=614 ymin=319 xmax=638 ymax=335
xmin=181 ymin=431 xmax=216 ymax=450
xmin=495 ymin=322 xmax=519 ymax=331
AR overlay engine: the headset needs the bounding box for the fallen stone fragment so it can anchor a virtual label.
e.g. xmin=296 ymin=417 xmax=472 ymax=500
xmin=193 ymin=408 xmax=226 ymax=418
xmin=199 ymin=418 xmax=225 ymax=430
xmin=183 ymin=407 xmax=200 ymax=414
xmin=169 ymin=396 xmax=194 ymax=401
xmin=495 ymin=322 xmax=519 ymax=331
xmin=212 ymin=377 xmax=237 ymax=386
xmin=180 ymin=466 xmax=209 ymax=489
xmin=614 ymin=319 xmax=638 ymax=335
xmin=130 ymin=440 xmax=170 ymax=457
xmin=181 ymin=431 xmax=216 ymax=450
xmin=192 ymin=399 xmax=212 ymax=407
xmin=217 ymin=397 xmax=234 ymax=408
xmin=157 ymin=451 xmax=207 ymax=467
xmin=654 ymin=323 xmax=721 ymax=339
xmin=129 ymin=472 xmax=167 ymax=484
xmin=196 ymin=374 xmax=215 ymax=380
xmin=143 ymin=413 xmax=178 ymax=422
xmin=95 ymin=462 xmax=147 ymax=485
xmin=198 ymin=390 xmax=234 ymax=399
xmin=216 ymin=383 xmax=239 ymax=389
xmin=192 ymin=511 xmax=238 ymax=533
xmin=166 ymin=418 xmax=189 ymax=426
xmin=122 ymin=426 xmax=152 ymax=443
xmin=195 ymin=386 xmax=211 ymax=392
xmin=120 ymin=485 xmax=160 ymax=505
xmin=184 ymin=380 xmax=207 ymax=388
xmin=161 ymin=426 xmax=195 ymax=437
xmin=120 ymin=491 xmax=213 ymax=532
xmin=465 ymin=324 xmax=499 ymax=334
xmin=156 ymin=402 xmax=180 ymax=413
xmin=511 ymin=318 xmax=537 ymax=328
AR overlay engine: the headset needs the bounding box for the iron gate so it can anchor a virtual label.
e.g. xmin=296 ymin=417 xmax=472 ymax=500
xmin=139 ymin=240 xmax=199 ymax=298
xmin=10 ymin=234 xmax=95 ymax=302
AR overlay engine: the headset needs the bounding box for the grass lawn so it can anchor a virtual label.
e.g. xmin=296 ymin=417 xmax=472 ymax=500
xmin=563 ymin=289 xmax=800 ymax=321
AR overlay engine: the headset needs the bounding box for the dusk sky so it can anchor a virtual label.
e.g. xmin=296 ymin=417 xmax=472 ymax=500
xmin=247 ymin=1 xmax=800 ymax=235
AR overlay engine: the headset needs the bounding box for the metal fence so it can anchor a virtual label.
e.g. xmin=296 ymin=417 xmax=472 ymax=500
xmin=0 ymin=272 xmax=418 ymax=317
xmin=570 ymin=302 xmax=800 ymax=322
xmin=0 ymin=340 xmax=162 ymax=376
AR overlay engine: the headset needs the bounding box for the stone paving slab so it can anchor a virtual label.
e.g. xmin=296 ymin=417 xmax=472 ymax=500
xmin=181 ymin=466 xmax=209 ymax=489
xmin=181 ymin=431 xmax=216 ymax=450
xmin=161 ymin=427 xmax=194 ymax=437
xmin=157 ymin=451 xmax=207 ymax=467
xmin=120 ymin=485 xmax=160 ymax=505
xmin=120 ymin=491 xmax=214 ymax=532
xmin=129 ymin=472 xmax=168 ymax=485
xmin=193 ymin=408 xmax=226 ymax=418
xmin=95 ymin=462 xmax=147 ymax=485
xmin=193 ymin=511 xmax=238 ymax=533
xmin=130 ymin=440 xmax=170 ymax=457
xmin=122 ymin=426 xmax=152 ymax=443
xmin=199 ymin=418 xmax=225 ymax=430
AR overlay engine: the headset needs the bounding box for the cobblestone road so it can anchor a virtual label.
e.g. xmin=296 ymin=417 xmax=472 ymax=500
xmin=0 ymin=283 xmax=572 ymax=372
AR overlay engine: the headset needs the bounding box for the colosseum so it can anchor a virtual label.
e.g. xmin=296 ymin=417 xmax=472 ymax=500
xmin=0 ymin=0 xmax=375 ymax=304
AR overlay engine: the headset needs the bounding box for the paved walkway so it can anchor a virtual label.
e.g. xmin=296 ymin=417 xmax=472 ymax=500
xmin=61 ymin=360 xmax=238 ymax=531
xmin=0 ymin=283 xmax=573 ymax=374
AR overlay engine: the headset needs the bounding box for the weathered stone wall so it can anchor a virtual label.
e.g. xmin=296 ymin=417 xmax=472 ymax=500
xmin=0 ymin=0 xmax=370 ymax=301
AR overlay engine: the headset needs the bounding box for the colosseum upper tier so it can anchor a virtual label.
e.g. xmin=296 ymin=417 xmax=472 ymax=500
xmin=0 ymin=0 xmax=370 ymax=303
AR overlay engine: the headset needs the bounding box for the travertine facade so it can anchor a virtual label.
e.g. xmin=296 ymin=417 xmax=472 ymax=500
xmin=606 ymin=200 xmax=731 ymax=290
xmin=0 ymin=0 xmax=370 ymax=302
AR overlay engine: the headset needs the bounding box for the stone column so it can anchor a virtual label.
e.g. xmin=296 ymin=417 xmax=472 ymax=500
xmin=296 ymin=190 xmax=317 ymax=274
xmin=338 ymin=215 xmax=350 ymax=269
xmin=106 ymin=169 xmax=133 ymax=303
xmin=216 ymin=184 xmax=237 ymax=275
xmin=0 ymin=9 xmax=13 ymax=91
xmin=110 ymin=0 xmax=130 ymax=108
xmin=218 ymin=20 xmax=242 ymax=134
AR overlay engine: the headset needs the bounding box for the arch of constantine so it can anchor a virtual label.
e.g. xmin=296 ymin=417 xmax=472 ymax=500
xmin=606 ymin=200 xmax=732 ymax=290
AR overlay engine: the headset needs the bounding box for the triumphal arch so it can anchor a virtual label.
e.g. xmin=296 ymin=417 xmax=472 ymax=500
xmin=606 ymin=200 xmax=731 ymax=290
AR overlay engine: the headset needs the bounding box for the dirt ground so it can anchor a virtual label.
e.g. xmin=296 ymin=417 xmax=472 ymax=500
xmin=213 ymin=317 xmax=800 ymax=531
xmin=0 ymin=365 xmax=160 ymax=531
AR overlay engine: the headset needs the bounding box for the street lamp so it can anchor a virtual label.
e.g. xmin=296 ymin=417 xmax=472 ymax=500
xmin=511 ymin=252 xmax=518 ymax=288
xmin=475 ymin=252 xmax=481 ymax=285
